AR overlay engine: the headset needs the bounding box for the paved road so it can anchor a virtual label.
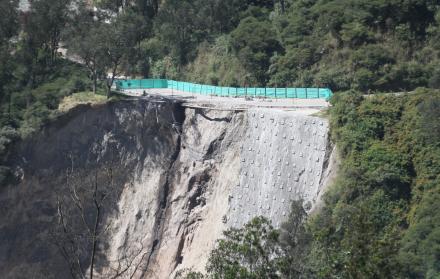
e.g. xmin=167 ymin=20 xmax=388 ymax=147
xmin=117 ymin=88 xmax=330 ymax=113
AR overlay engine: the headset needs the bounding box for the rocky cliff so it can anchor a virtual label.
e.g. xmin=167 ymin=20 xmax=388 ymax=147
xmin=0 ymin=98 xmax=336 ymax=278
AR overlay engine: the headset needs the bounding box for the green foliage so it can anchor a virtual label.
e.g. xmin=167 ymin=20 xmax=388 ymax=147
xmin=150 ymin=56 xmax=180 ymax=80
xmin=175 ymin=269 xmax=206 ymax=279
xmin=417 ymin=93 xmax=440 ymax=143
xmin=0 ymin=125 xmax=19 ymax=186
xmin=52 ymin=0 xmax=440 ymax=91
xmin=206 ymin=216 xmax=282 ymax=278
xmin=399 ymin=189 xmax=440 ymax=278
xmin=0 ymin=59 xmax=91 ymax=144
xmin=0 ymin=0 xmax=18 ymax=44
xmin=230 ymin=16 xmax=281 ymax=85
xmin=307 ymin=90 xmax=440 ymax=278
xmin=184 ymin=201 xmax=311 ymax=279
xmin=184 ymin=37 xmax=249 ymax=86
xmin=278 ymin=200 xmax=312 ymax=277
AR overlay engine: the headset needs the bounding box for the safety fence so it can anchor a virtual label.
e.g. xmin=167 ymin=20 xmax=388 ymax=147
xmin=115 ymin=79 xmax=333 ymax=99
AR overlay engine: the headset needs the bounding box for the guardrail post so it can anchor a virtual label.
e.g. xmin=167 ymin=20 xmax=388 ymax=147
xmin=265 ymin=87 xmax=267 ymax=98
xmin=285 ymin=87 xmax=287 ymax=98
xmin=275 ymin=85 xmax=277 ymax=99
xmin=306 ymin=88 xmax=308 ymax=99
xmin=295 ymin=88 xmax=297 ymax=98
xmin=318 ymin=88 xmax=320 ymax=98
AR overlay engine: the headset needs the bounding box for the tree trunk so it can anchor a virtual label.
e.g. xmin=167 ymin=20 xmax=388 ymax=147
xmin=280 ymin=0 xmax=286 ymax=13
xmin=89 ymin=207 xmax=100 ymax=279
xmin=106 ymin=75 xmax=115 ymax=99
xmin=92 ymin=71 xmax=97 ymax=95
xmin=92 ymin=79 xmax=97 ymax=95
xmin=106 ymin=83 xmax=111 ymax=99
xmin=90 ymin=172 xmax=101 ymax=279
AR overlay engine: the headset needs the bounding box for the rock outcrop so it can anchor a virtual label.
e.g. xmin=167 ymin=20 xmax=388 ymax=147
xmin=0 ymin=98 xmax=335 ymax=278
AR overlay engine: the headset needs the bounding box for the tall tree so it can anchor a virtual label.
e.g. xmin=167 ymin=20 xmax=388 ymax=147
xmin=101 ymin=12 xmax=139 ymax=97
xmin=230 ymin=16 xmax=282 ymax=85
xmin=0 ymin=0 xmax=18 ymax=44
xmin=65 ymin=3 xmax=107 ymax=94
xmin=0 ymin=0 xmax=19 ymax=103
xmin=27 ymin=0 xmax=72 ymax=64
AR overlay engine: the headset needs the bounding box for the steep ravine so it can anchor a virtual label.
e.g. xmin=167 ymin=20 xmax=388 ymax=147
xmin=0 ymin=98 xmax=336 ymax=278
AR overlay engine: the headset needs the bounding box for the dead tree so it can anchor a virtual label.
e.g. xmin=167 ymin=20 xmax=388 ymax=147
xmin=52 ymin=158 xmax=148 ymax=279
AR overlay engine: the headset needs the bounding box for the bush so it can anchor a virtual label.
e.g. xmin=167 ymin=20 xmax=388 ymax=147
xmin=0 ymin=126 xmax=19 ymax=155
xmin=206 ymin=216 xmax=282 ymax=278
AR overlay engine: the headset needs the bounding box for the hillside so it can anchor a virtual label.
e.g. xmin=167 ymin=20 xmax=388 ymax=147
xmin=0 ymin=0 xmax=439 ymax=278
xmin=0 ymin=98 xmax=335 ymax=278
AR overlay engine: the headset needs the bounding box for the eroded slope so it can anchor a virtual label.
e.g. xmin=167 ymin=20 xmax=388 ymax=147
xmin=0 ymin=99 xmax=335 ymax=278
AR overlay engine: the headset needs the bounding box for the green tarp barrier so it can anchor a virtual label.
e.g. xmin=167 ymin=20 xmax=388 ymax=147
xmin=115 ymin=79 xmax=333 ymax=99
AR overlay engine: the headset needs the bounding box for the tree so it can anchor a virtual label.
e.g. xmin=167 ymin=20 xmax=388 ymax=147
xmin=52 ymin=159 xmax=148 ymax=278
xmin=27 ymin=0 xmax=72 ymax=64
xmin=0 ymin=0 xmax=18 ymax=45
xmin=69 ymin=27 xmax=107 ymax=95
xmin=0 ymin=0 xmax=19 ymax=107
xmin=65 ymin=3 xmax=144 ymax=96
xmin=278 ymin=200 xmax=312 ymax=277
xmin=96 ymin=0 xmax=159 ymax=17
xmin=100 ymin=10 xmax=140 ymax=97
xmin=230 ymin=16 xmax=282 ymax=85
xmin=65 ymin=3 xmax=107 ymax=94
xmin=179 ymin=200 xmax=312 ymax=279
xmin=206 ymin=216 xmax=283 ymax=279
xmin=155 ymin=0 xmax=201 ymax=66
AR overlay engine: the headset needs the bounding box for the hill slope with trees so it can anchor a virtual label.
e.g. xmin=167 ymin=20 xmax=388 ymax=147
xmin=1 ymin=1 xmax=439 ymax=277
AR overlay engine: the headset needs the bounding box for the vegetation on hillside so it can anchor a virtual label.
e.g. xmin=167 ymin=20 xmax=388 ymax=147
xmin=8 ymin=0 xmax=436 ymax=92
xmin=2 ymin=0 xmax=439 ymax=141
xmin=82 ymin=0 xmax=440 ymax=92
xmin=1 ymin=0 xmax=439 ymax=277
xmin=310 ymin=89 xmax=440 ymax=278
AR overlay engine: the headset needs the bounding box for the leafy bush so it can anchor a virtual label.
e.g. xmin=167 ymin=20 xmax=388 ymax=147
xmin=206 ymin=216 xmax=282 ymax=278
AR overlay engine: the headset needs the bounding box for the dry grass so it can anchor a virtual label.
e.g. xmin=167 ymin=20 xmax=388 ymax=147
xmin=311 ymin=108 xmax=330 ymax=118
xmin=58 ymin=91 xmax=107 ymax=112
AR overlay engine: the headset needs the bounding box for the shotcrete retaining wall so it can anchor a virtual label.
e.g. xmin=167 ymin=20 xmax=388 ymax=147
xmin=229 ymin=109 xmax=329 ymax=228
xmin=0 ymin=98 xmax=335 ymax=278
